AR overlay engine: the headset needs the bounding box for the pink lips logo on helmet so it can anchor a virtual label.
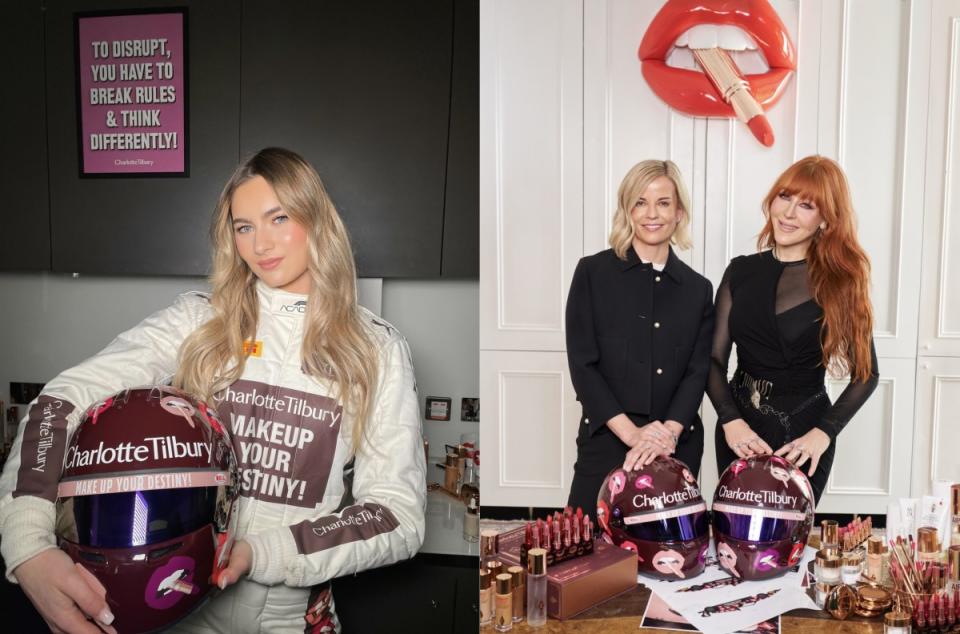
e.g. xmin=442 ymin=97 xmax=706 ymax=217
xmin=635 ymin=474 xmax=654 ymax=490
xmin=653 ymin=549 xmax=686 ymax=578
xmin=755 ymin=550 xmax=780 ymax=571
xmin=608 ymin=470 xmax=627 ymax=496
xmin=717 ymin=541 xmax=740 ymax=578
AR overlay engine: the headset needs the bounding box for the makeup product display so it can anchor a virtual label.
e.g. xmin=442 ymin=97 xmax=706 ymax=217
xmin=508 ymin=565 xmax=525 ymax=622
xmin=495 ymin=573 xmax=513 ymax=632
xmin=713 ymin=455 xmax=814 ymax=580
xmin=526 ymin=548 xmax=547 ymax=628
xmin=887 ymin=535 xmax=960 ymax=631
xmin=480 ymin=569 xmax=493 ymax=627
xmin=496 ymin=526 xmax=636 ymax=620
xmin=597 ymin=456 xmax=710 ymax=580
xmin=517 ymin=508 xmax=594 ymax=568
xmin=839 ymin=516 xmax=873 ymax=551
xmin=815 ymin=551 xmax=842 ymax=585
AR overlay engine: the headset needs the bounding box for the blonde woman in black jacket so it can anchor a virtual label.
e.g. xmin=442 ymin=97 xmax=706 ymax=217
xmin=566 ymin=160 xmax=715 ymax=514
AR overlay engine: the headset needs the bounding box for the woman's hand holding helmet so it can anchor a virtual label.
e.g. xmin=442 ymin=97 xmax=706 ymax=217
xmin=722 ymin=419 xmax=773 ymax=458
xmin=623 ymin=420 xmax=676 ymax=470
xmin=14 ymin=548 xmax=117 ymax=634
xmin=214 ymin=539 xmax=252 ymax=590
xmin=774 ymin=427 xmax=830 ymax=476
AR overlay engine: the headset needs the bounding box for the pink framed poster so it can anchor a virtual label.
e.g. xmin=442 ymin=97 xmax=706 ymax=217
xmin=75 ymin=8 xmax=188 ymax=176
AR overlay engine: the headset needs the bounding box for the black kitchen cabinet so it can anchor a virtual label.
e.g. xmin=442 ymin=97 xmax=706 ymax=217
xmin=43 ymin=0 xmax=241 ymax=276
xmin=333 ymin=553 xmax=478 ymax=633
xmin=441 ymin=0 xmax=479 ymax=278
xmin=0 ymin=0 xmax=50 ymax=271
xmin=239 ymin=0 xmax=454 ymax=278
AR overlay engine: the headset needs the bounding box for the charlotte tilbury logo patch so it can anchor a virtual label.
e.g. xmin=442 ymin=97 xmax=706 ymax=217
xmin=216 ymin=379 xmax=341 ymax=508
xmin=242 ymin=340 xmax=263 ymax=357
xmin=290 ymin=503 xmax=400 ymax=555
xmin=14 ymin=395 xmax=74 ymax=502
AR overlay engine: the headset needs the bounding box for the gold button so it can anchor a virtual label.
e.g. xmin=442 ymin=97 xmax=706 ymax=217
xmin=655 ymin=276 xmax=661 ymax=282
xmin=656 ymin=368 xmax=663 ymax=375
xmin=654 ymin=322 xmax=660 ymax=328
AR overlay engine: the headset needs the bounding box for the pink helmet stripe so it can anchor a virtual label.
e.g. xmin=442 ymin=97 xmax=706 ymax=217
xmin=713 ymin=502 xmax=807 ymax=522
xmin=58 ymin=470 xmax=229 ymax=497
xmin=623 ymin=501 xmax=707 ymax=524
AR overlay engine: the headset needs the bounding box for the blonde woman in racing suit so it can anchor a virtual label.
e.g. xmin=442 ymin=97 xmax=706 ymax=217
xmin=0 ymin=147 xmax=427 ymax=633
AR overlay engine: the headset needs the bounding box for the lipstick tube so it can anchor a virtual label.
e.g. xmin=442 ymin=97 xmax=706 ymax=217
xmin=691 ymin=47 xmax=774 ymax=146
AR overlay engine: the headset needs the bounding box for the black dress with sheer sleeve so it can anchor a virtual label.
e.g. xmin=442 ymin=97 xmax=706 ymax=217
xmin=707 ymin=250 xmax=878 ymax=505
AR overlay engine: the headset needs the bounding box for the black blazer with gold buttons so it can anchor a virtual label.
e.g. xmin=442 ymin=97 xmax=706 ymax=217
xmin=565 ymin=247 xmax=715 ymax=438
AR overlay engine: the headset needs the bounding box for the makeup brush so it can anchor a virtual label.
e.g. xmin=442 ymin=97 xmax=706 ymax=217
xmin=691 ymin=47 xmax=774 ymax=146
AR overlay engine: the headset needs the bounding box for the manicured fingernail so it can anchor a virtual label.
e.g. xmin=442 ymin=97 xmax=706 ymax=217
xmin=99 ymin=608 xmax=114 ymax=625
xmin=219 ymin=577 xmax=228 ymax=590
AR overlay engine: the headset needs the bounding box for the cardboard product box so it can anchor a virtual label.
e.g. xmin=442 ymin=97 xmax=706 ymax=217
xmin=497 ymin=526 xmax=637 ymax=620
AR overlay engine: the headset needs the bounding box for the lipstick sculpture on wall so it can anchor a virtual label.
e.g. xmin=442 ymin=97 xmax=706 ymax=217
xmin=639 ymin=0 xmax=797 ymax=147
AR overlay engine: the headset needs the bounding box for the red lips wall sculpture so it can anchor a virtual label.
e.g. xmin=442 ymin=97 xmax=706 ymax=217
xmin=639 ymin=0 xmax=797 ymax=146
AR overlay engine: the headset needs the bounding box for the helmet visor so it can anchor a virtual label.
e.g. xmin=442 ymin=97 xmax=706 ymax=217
xmin=622 ymin=502 xmax=709 ymax=542
xmin=56 ymin=471 xmax=230 ymax=548
xmin=59 ymin=487 xmax=217 ymax=548
xmin=712 ymin=502 xmax=808 ymax=542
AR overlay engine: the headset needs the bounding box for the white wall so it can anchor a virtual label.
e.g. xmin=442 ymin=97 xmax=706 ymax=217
xmin=0 ymin=273 xmax=478 ymax=458
xmin=382 ymin=280 xmax=480 ymax=455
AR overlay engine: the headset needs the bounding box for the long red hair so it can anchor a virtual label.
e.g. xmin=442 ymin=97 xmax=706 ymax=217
xmin=758 ymin=156 xmax=874 ymax=383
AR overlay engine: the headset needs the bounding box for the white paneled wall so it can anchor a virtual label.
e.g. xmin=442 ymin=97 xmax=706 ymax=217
xmin=481 ymin=0 xmax=954 ymax=513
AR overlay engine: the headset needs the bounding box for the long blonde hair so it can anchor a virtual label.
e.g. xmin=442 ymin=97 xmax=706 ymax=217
xmin=174 ymin=147 xmax=378 ymax=451
xmin=609 ymin=159 xmax=693 ymax=258
xmin=757 ymin=156 xmax=874 ymax=383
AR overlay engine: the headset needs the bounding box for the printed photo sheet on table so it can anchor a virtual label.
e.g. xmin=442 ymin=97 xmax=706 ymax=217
xmin=637 ymin=545 xmax=818 ymax=634
xmin=640 ymin=591 xmax=782 ymax=633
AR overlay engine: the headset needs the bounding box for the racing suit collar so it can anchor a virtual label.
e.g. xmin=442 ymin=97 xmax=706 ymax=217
xmin=257 ymin=281 xmax=309 ymax=317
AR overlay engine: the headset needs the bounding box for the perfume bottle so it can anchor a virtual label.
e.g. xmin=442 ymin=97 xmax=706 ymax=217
xmin=508 ymin=565 xmax=525 ymax=622
xmin=480 ymin=569 xmax=493 ymax=627
xmin=481 ymin=530 xmax=499 ymax=570
xmin=526 ymin=548 xmax=547 ymax=627
xmin=495 ymin=573 xmax=513 ymax=632
xmin=464 ymin=496 xmax=480 ymax=542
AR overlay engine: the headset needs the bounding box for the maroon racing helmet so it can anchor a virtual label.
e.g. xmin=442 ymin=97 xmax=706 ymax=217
xmin=712 ymin=455 xmax=814 ymax=581
xmin=56 ymin=387 xmax=239 ymax=634
xmin=597 ymin=456 xmax=709 ymax=579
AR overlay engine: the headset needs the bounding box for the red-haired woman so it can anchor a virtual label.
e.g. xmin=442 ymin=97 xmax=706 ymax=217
xmin=707 ymin=156 xmax=878 ymax=505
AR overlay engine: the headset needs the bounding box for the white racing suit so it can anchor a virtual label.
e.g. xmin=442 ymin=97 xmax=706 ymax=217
xmin=0 ymin=282 xmax=427 ymax=633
